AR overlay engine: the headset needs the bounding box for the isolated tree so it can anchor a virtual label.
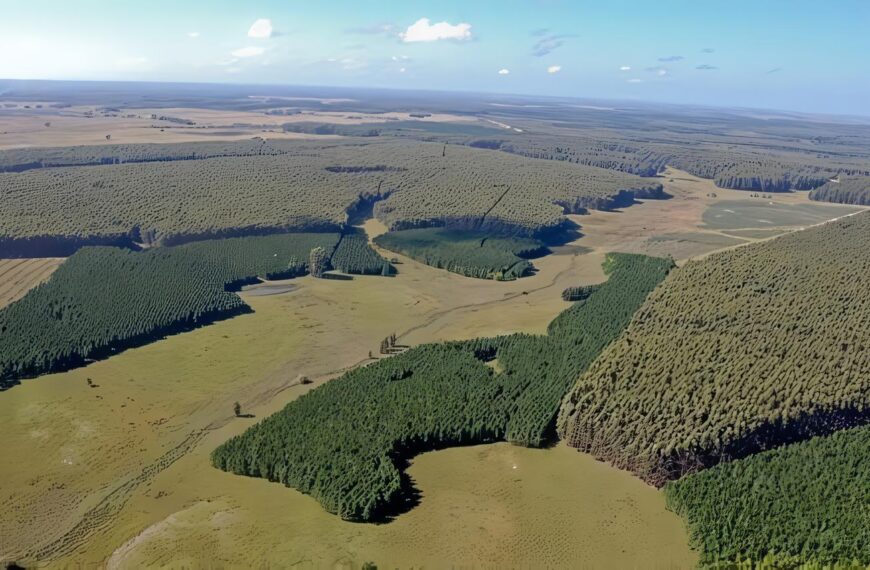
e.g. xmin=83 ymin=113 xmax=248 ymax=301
xmin=233 ymin=401 xmax=241 ymax=417
xmin=308 ymin=247 xmax=330 ymax=278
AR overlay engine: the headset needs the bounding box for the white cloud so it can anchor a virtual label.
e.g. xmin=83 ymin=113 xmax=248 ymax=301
xmin=187 ymin=32 xmax=200 ymax=39
xmin=232 ymin=46 xmax=265 ymax=58
xmin=400 ymin=18 xmax=472 ymax=42
xmin=399 ymin=67 xmax=406 ymax=73
xmin=248 ymin=19 xmax=273 ymax=39
xmin=619 ymin=65 xmax=631 ymax=71
xmin=498 ymin=68 xmax=510 ymax=75
xmin=627 ymin=78 xmax=643 ymax=83
xmin=657 ymin=68 xmax=668 ymax=76
xmin=547 ymin=65 xmax=561 ymax=74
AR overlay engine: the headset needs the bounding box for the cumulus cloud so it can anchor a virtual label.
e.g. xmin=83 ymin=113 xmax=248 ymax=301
xmin=400 ymin=18 xmax=472 ymax=42
xmin=658 ymin=55 xmax=684 ymax=62
xmin=248 ymin=19 xmax=273 ymax=39
xmin=619 ymin=65 xmax=631 ymax=71
xmin=627 ymin=78 xmax=643 ymax=83
xmin=696 ymin=64 xmax=718 ymax=70
xmin=498 ymin=68 xmax=510 ymax=75
xmin=399 ymin=67 xmax=406 ymax=73
xmin=187 ymin=31 xmax=200 ymax=39
xmin=232 ymin=46 xmax=265 ymax=58
xmin=547 ymin=65 xmax=561 ymax=74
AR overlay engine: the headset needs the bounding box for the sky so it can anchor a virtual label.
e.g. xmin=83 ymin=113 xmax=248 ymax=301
xmin=1 ymin=0 xmax=869 ymax=115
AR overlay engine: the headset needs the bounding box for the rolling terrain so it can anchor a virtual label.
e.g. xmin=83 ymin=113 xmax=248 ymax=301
xmin=559 ymin=211 xmax=870 ymax=565
xmin=0 ymin=138 xmax=661 ymax=257
xmin=1 ymin=82 xmax=869 ymax=569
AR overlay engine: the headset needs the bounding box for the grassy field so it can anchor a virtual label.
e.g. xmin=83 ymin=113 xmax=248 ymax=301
xmin=0 ymin=257 xmax=63 ymax=308
xmin=1 ymin=256 xmax=689 ymax=568
xmin=1 ymin=168 xmax=860 ymax=568
xmin=105 ymin=444 xmax=696 ymax=569
xmin=702 ymin=200 xmax=862 ymax=230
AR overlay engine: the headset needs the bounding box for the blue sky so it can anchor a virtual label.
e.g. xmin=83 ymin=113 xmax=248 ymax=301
xmin=1 ymin=0 xmax=868 ymax=115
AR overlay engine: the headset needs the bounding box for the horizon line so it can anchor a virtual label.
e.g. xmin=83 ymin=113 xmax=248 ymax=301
xmin=1 ymin=76 xmax=869 ymax=123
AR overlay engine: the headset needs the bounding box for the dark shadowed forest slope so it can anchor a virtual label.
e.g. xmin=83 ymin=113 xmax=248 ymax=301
xmin=374 ymin=228 xmax=548 ymax=280
xmin=809 ymin=176 xmax=870 ymax=206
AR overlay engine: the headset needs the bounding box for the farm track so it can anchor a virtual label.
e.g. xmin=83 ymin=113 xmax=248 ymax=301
xmin=31 ymin=429 xmax=208 ymax=562
xmin=0 ymin=258 xmax=63 ymax=308
xmin=394 ymin=249 xmax=589 ymax=343
xmin=28 ymin=352 xmax=377 ymax=564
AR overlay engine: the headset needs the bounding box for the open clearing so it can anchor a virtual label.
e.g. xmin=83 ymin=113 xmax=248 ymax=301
xmin=105 ymin=444 xmax=695 ymax=569
xmin=0 ymin=258 xmax=63 ymax=308
xmin=0 ymin=103 xmax=476 ymax=149
xmin=702 ymin=200 xmax=863 ymax=230
xmin=1 ymin=168 xmax=860 ymax=568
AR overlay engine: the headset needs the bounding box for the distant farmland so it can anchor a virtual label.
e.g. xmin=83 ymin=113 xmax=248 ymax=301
xmin=0 ymin=258 xmax=63 ymax=308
